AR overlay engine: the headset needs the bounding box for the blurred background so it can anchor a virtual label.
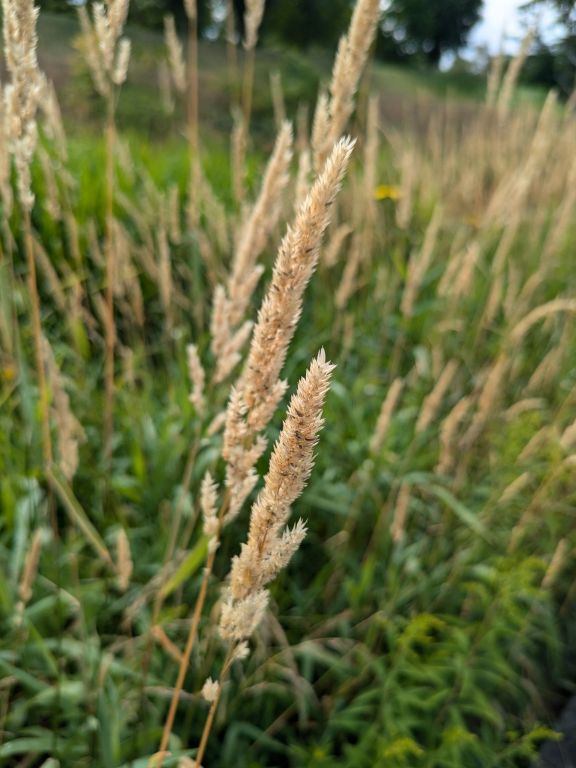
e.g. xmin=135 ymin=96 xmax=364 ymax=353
xmin=26 ymin=0 xmax=576 ymax=139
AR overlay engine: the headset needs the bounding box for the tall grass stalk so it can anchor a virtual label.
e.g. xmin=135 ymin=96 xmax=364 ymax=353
xmin=185 ymin=0 xmax=200 ymax=230
xmin=156 ymin=496 xmax=226 ymax=762
xmin=23 ymin=209 xmax=53 ymax=472
xmin=104 ymin=95 xmax=116 ymax=465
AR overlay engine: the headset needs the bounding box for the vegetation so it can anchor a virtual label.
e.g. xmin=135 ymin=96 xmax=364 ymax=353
xmin=41 ymin=0 xmax=488 ymax=63
xmin=1 ymin=0 xmax=576 ymax=767
xmin=382 ymin=0 xmax=482 ymax=64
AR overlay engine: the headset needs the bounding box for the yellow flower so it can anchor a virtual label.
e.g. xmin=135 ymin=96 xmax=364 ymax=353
xmin=464 ymin=214 xmax=480 ymax=228
xmin=374 ymin=183 xmax=401 ymax=201
xmin=1 ymin=363 xmax=16 ymax=382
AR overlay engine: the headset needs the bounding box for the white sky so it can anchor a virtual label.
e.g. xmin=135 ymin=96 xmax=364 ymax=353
xmin=471 ymin=0 xmax=525 ymax=53
xmin=469 ymin=0 xmax=562 ymax=54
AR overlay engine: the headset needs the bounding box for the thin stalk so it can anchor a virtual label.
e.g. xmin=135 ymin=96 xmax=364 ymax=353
xmin=157 ymin=545 xmax=217 ymax=762
xmin=23 ymin=208 xmax=53 ymax=471
xmin=193 ymin=646 xmax=234 ymax=768
xmin=225 ymin=0 xmax=238 ymax=105
xmin=136 ymin=432 xmax=201 ymax=729
xmin=165 ymin=436 xmax=200 ymax=563
xmin=242 ymin=46 xmax=255 ymax=133
xmin=233 ymin=44 xmax=256 ymax=205
xmin=103 ymin=94 xmax=116 ymax=466
xmin=0 ymin=213 xmax=16 ymax=359
xmin=157 ymin=492 xmax=230 ymax=763
xmin=187 ymin=9 xmax=200 ymax=231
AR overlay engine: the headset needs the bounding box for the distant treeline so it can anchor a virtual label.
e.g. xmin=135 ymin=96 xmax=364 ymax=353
xmin=40 ymin=0 xmax=484 ymax=66
xmin=39 ymin=0 xmax=576 ymax=94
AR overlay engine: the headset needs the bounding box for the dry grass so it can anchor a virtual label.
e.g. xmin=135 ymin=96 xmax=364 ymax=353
xmin=1 ymin=0 xmax=576 ymax=765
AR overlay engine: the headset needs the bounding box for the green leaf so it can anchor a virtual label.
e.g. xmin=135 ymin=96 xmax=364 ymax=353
xmin=426 ymin=484 xmax=491 ymax=541
xmin=0 ymin=657 xmax=50 ymax=694
xmin=158 ymin=536 xmax=208 ymax=600
xmin=46 ymin=465 xmax=112 ymax=565
xmin=0 ymin=736 xmax=57 ymax=757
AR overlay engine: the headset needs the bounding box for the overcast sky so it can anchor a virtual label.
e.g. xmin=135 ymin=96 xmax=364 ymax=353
xmin=471 ymin=0 xmax=525 ymax=53
xmin=469 ymin=0 xmax=562 ymax=54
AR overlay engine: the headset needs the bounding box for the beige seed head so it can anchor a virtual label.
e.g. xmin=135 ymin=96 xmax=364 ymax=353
xmin=497 ymin=472 xmax=532 ymax=505
xmin=200 ymin=471 xmax=219 ymax=539
xmin=311 ymin=90 xmax=330 ymax=172
xmin=183 ymin=0 xmax=197 ymax=21
xmin=2 ymin=0 xmax=43 ymax=210
xmin=42 ymin=336 xmax=84 ymax=480
xmin=19 ymin=528 xmax=43 ymax=604
xmin=229 ymin=350 xmax=334 ymax=601
xmin=240 ymin=137 xmax=355 ymax=431
xmin=294 ymin=148 xmax=312 ymax=210
xmin=116 ymin=528 xmax=132 ymax=592
xmin=436 ymin=395 xmax=473 ymax=475
xmin=370 ymin=377 xmax=404 ymax=454
xmin=391 ymin=483 xmax=411 ymax=544
xmin=164 ymin=15 xmax=186 ymax=93
xmin=560 ymin=419 xmax=576 ymax=452
xmin=497 ymin=29 xmax=535 ymax=116
xmin=319 ymin=0 xmax=381 ymax=162
xmin=243 ymin=0 xmax=265 ymax=50
xmin=415 ymin=361 xmax=459 ymax=435
xmin=219 ymin=589 xmax=269 ymax=641
xmin=186 ymin=343 xmax=205 ymax=414
xmin=201 ymin=677 xmax=220 ymax=704
xmin=225 ymin=122 xmax=293 ymax=332
xmin=542 ymin=538 xmax=568 ymax=590
xmin=112 ymin=37 xmax=131 ymax=86
xmin=510 ymin=299 xmax=576 ymax=344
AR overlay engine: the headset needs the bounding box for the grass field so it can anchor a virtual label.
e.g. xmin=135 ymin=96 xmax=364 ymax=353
xmin=30 ymin=13 xmax=548 ymax=141
xmin=1 ymin=3 xmax=575 ymax=767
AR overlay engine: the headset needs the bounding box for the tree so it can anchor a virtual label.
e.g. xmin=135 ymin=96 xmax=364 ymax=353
xmin=520 ymin=1 xmax=576 ymax=96
xmin=37 ymin=0 xmax=212 ymax=34
xmin=127 ymin=0 xmax=212 ymax=31
xmin=230 ymin=0 xmax=353 ymax=50
xmin=386 ymin=0 xmax=483 ymax=65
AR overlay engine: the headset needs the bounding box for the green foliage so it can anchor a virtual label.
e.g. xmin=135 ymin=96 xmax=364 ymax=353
xmin=383 ymin=0 xmax=483 ymax=64
xmin=259 ymin=0 xmax=352 ymax=50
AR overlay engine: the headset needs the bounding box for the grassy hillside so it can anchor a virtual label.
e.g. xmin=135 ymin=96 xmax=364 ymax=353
xmin=32 ymin=12 xmax=548 ymax=144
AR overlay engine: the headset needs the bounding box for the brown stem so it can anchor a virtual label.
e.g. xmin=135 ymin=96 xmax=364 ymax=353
xmin=165 ymin=437 xmax=200 ymax=564
xmin=225 ymin=0 xmax=238 ymax=106
xmin=157 ymin=544 xmax=218 ymax=763
xmin=186 ymin=10 xmax=200 ymax=232
xmin=136 ymin=432 xmax=202 ymax=727
xmin=1 ymin=217 xmax=16 ymax=358
xmin=24 ymin=210 xmax=52 ymax=470
xmin=157 ymin=492 xmax=230 ymax=764
xmin=232 ymin=45 xmax=256 ymax=206
xmin=242 ymin=46 xmax=255 ymax=133
xmin=103 ymin=95 xmax=116 ymax=466
xmin=193 ymin=647 xmax=234 ymax=768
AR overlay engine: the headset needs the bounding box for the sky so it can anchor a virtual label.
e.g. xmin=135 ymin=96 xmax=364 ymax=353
xmin=469 ymin=0 xmax=562 ymax=54
xmin=471 ymin=0 xmax=525 ymax=54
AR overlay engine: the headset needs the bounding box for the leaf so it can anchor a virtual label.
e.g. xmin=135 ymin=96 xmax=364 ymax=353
xmin=426 ymin=484 xmax=491 ymax=541
xmin=30 ymin=681 xmax=85 ymax=709
xmin=46 ymin=465 xmax=112 ymax=565
xmin=0 ymin=736 xmax=57 ymax=758
xmin=0 ymin=657 xmax=50 ymax=694
xmin=158 ymin=536 xmax=207 ymax=600
xmin=10 ymin=478 xmax=42 ymax=585
xmin=98 ymin=674 xmax=121 ymax=768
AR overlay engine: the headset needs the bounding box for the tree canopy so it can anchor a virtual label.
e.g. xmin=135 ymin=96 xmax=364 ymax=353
xmin=519 ymin=0 xmax=576 ymax=96
xmin=40 ymin=0 xmax=486 ymax=67
xmin=384 ymin=0 xmax=483 ymax=64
